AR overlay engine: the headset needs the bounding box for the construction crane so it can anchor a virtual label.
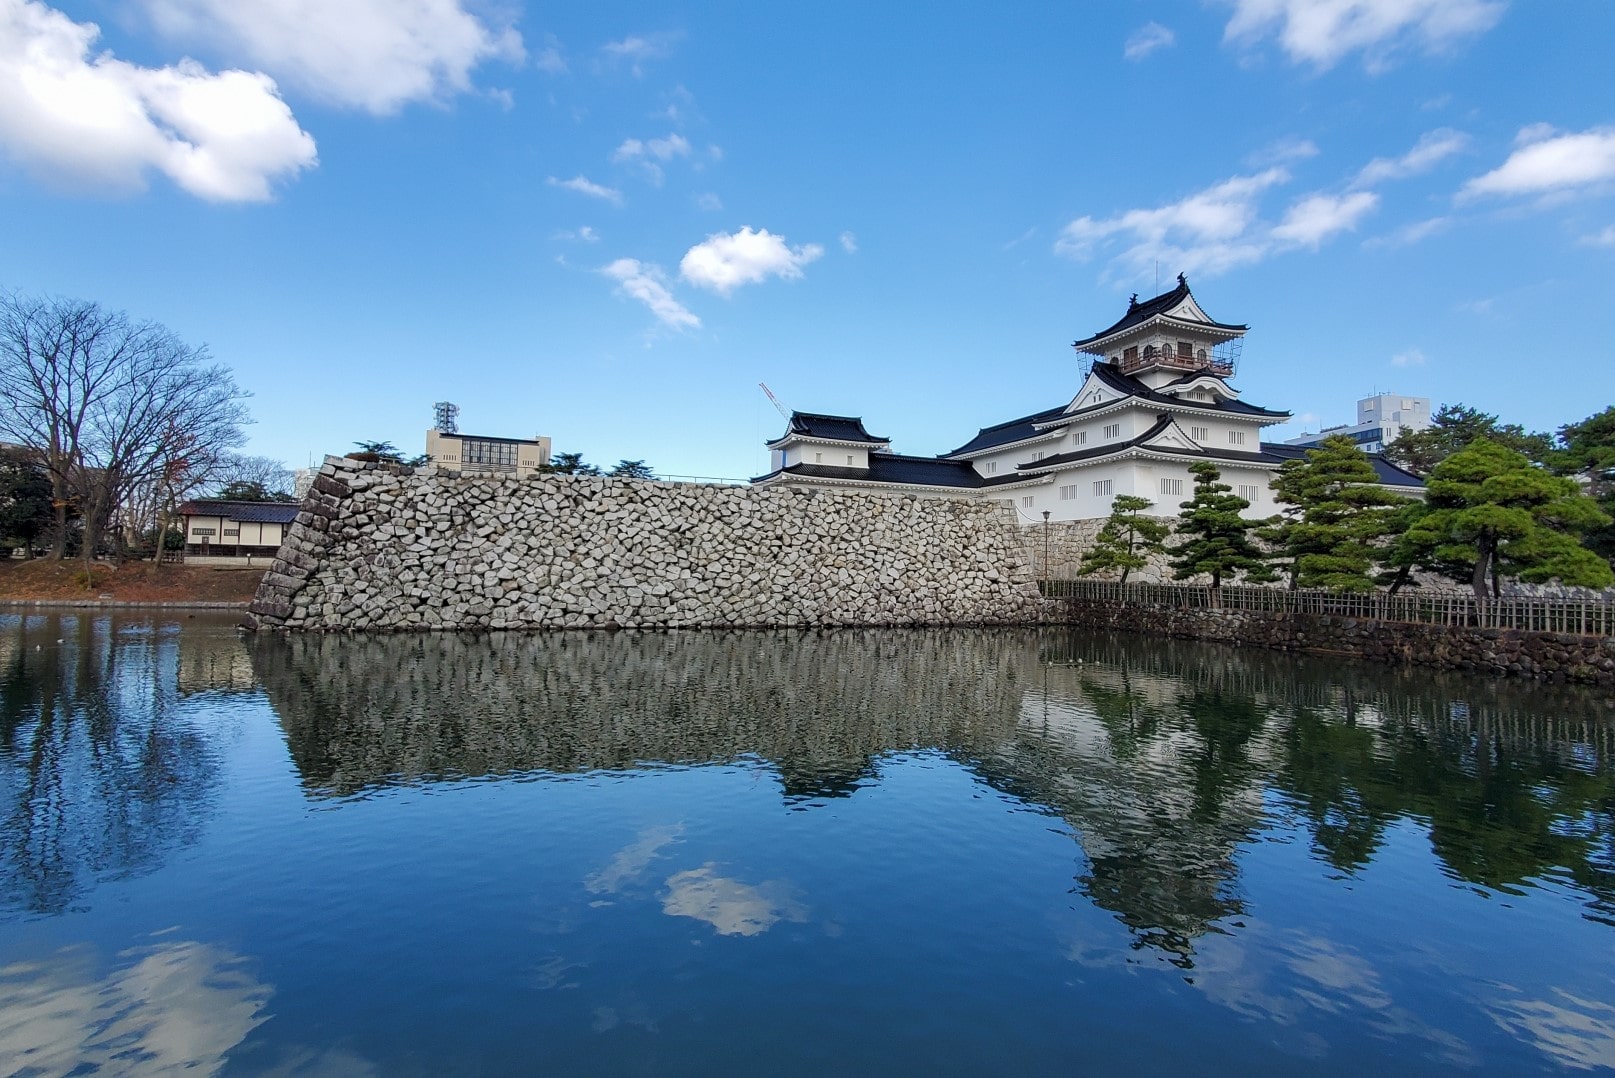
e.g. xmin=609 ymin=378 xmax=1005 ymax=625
xmin=758 ymin=382 xmax=791 ymax=421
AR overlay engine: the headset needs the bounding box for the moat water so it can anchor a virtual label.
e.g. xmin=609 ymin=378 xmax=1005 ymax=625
xmin=1 ymin=612 xmax=1612 ymax=1075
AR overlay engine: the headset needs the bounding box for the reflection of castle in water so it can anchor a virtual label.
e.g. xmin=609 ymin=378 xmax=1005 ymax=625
xmin=252 ymin=626 xmax=1615 ymax=965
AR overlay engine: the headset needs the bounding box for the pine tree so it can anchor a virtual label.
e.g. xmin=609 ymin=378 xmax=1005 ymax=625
xmin=1398 ymin=438 xmax=1613 ymax=600
xmin=1079 ymin=494 xmax=1170 ymax=584
xmin=1165 ymin=461 xmax=1274 ymax=601
xmin=1268 ymin=436 xmax=1408 ymax=593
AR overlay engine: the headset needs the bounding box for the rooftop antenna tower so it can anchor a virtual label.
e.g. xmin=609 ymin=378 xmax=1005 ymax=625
xmin=432 ymin=401 xmax=460 ymax=434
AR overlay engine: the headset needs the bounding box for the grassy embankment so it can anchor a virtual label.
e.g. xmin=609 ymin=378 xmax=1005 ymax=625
xmin=0 ymin=559 xmax=263 ymax=604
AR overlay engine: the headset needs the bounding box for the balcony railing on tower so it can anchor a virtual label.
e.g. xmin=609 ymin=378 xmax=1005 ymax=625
xmin=1115 ymin=339 xmax=1241 ymax=378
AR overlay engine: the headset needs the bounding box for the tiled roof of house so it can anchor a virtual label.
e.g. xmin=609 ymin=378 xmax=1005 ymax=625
xmin=1088 ymin=363 xmax=1289 ymax=418
xmin=179 ymin=499 xmax=301 ymax=523
xmin=1261 ymin=444 xmax=1425 ymax=487
xmin=943 ymin=404 xmax=1072 ymax=457
xmin=1072 ymin=275 xmax=1247 ymax=350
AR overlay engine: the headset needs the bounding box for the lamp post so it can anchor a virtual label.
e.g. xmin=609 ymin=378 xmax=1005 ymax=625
xmin=1042 ymin=510 xmax=1051 ymax=596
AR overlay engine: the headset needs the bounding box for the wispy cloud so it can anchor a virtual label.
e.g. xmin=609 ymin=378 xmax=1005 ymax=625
xmin=548 ymin=174 xmax=623 ymax=205
xmin=534 ymin=34 xmax=568 ymax=75
xmin=555 ymin=225 xmax=599 ymax=243
xmin=612 ymin=132 xmax=692 ymax=184
xmin=1248 ymin=137 xmax=1319 ymax=167
xmin=1353 ymin=128 xmax=1469 ymax=186
xmin=695 ymin=191 xmax=722 ymax=211
xmin=1459 ymin=125 xmax=1615 ymax=201
xmin=602 ymin=258 xmax=699 ymax=330
xmin=839 ymin=231 xmax=858 ymax=254
xmin=1055 ymin=169 xmax=1289 ymax=277
xmin=680 ymin=227 xmax=823 ymax=295
xmin=1222 ymin=0 xmax=1506 ymax=71
xmin=1124 ymin=22 xmax=1175 ymax=61
xmin=1272 ymin=191 xmax=1380 ymax=247
xmin=1580 ymin=225 xmax=1615 ymax=248
xmin=600 ymin=31 xmax=680 ymax=76
xmin=1364 ymin=215 xmax=1452 ymax=248
xmin=1391 ymin=348 xmax=1427 ymax=367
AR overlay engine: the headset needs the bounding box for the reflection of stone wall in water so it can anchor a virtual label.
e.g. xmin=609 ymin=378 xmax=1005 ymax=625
xmin=249 ymin=629 xmax=1035 ymax=797
xmin=246 ymin=457 xmax=1046 ymax=632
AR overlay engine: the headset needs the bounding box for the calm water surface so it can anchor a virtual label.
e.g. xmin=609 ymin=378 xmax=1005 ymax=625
xmin=1 ymin=612 xmax=1613 ymax=1075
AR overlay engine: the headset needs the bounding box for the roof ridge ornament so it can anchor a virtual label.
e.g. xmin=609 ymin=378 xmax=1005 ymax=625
xmin=1177 ymin=272 xmax=1187 ymax=287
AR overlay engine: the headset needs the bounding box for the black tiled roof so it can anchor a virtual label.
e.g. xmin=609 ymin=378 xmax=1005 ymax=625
xmin=180 ymin=499 xmax=301 ymax=523
xmin=1073 ymin=275 xmax=1247 ymax=350
xmin=943 ymin=404 xmax=1072 ymax=457
xmin=754 ymin=453 xmax=1026 ymax=490
xmin=771 ymin=412 xmax=889 ymax=445
xmin=1261 ymin=444 xmax=1425 ymax=487
xmin=1089 ymin=363 xmax=1289 ymax=418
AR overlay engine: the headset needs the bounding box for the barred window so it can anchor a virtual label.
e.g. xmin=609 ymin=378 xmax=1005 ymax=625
xmin=1191 ymin=426 xmax=1208 ymax=441
xmin=1103 ymin=423 xmax=1121 ymax=439
xmin=1073 ymin=431 xmax=1087 ymax=445
xmin=1093 ymin=479 xmax=1112 ymax=496
xmin=1228 ymin=430 xmax=1247 ymax=446
xmin=463 ymin=438 xmax=520 ymax=467
xmin=1238 ymin=484 xmax=1259 ymax=501
xmin=1160 ymin=478 xmax=1183 ymax=496
xmin=1021 ymin=496 xmax=1034 ymax=508
xmin=1059 ymin=484 xmax=1078 ymax=500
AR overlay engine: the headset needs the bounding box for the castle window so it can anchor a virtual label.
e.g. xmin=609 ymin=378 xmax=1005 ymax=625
xmin=1191 ymin=425 xmax=1209 ymax=441
xmin=1104 ymin=423 xmax=1121 ymax=439
xmin=1228 ymin=431 xmax=1246 ymax=446
xmin=1160 ymin=478 xmax=1183 ymax=496
xmin=985 ymin=461 xmax=998 ymax=474
xmin=1031 ymin=451 xmax=1044 ymax=462
xmin=815 ymin=452 xmax=822 ymax=463
xmin=1059 ymin=485 xmax=1077 ymax=500
xmin=1073 ymin=431 xmax=1087 ymax=445
xmin=1178 ymin=341 xmax=1193 ymax=357
xmin=1238 ymin=484 xmax=1259 ymax=502
xmin=1093 ymin=479 xmax=1113 ymax=496
xmin=1021 ymin=496 xmax=1034 ymax=508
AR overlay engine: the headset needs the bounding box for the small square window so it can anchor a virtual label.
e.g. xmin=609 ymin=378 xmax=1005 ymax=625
xmin=1073 ymin=431 xmax=1088 ymax=445
xmin=1238 ymin=484 xmax=1259 ymax=501
xmin=1191 ymin=425 xmax=1208 ymax=441
xmin=1021 ymin=496 xmax=1034 ymax=508
xmin=1059 ymin=484 xmax=1077 ymax=500
xmin=1103 ymin=423 xmax=1121 ymax=439
xmin=1160 ymin=478 xmax=1183 ymax=496
xmin=1228 ymin=431 xmax=1246 ymax=446
xmin=1093 ymin=479 xmax=1113 ymax=496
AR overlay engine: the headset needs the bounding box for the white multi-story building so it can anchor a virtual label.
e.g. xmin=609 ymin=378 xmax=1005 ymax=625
xmin=752 ymin=276 xmax=1423 ymax=520
xmin=1284 ymin=393 xmax=1432 ymax=454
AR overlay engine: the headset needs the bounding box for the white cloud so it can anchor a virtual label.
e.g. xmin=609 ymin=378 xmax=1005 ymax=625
xmin=1058 ymin=167 xmax=1384 ymax=275
xmin=1272 ymin=191 xmax=1379 ymax=246
xmin=1124 ymin=22 xmax=1176 ymax=61
xmin=1055 ymin=169 xmax=1289 ymax=277
xmin=0 ymin=0 xmax=316 ymax=201
xmin=1391 ymin=348 xmax=1427 ymax=366
xmin=695 ymin=191 xmax=722 ymax=211
xmin=1581 ymin=225 xmax=1615 ymax=248
xmin=1222 ymin=0 xmax=1505 ymax=70
xmin=140 ymin=0 xmax=522 ymax=114
xmin=548 ymin=174 xmax=622 ymax=205
xmin=1365 ymin=215 xmax=1452 ymax=248
xmin=602 ymin=258 xmax=699 ymax=330
xmin=601 ymin=32 xmax=679 ymax=76
xmin=555 ymin=225 xmax=598 ymax=243
xmin=661 ymin=865 xmax=807 ymax=937
xmin=1459 ymin=126 xmax=1615 ymax=201
xmin=680 ymin=227 xmax=824 ymax=295
xmin=534 ymin=35 xmax=568 ymax=75
xmin=1353 ymin=128 xmax=1469 ymax=186
xmin=839 ymin=230 xmax=858 ymax=254
xmin=1249 ymin=137 xmax=1319 ymax=166
xmin=612 ymin=132 xmax=692 ymax=184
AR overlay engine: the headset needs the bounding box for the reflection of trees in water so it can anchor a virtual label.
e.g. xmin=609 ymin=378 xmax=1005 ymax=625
xmin=1038 ymin=630 xmax=1615 ymax=938
xmin=0 ymin=613 xmax=230 ymax=915
xmin=251 ymin=625 xmax=1615 ymax=966
xmin=249 ymin=629 xmax=1031 ymax=798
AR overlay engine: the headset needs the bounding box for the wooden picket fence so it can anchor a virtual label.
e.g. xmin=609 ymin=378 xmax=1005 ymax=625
xmin=1042 ymin=579 xmax=1615 ymax=637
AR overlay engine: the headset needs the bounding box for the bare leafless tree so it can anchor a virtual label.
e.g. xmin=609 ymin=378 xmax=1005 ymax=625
xmin=0 ymin=292 xmax=250 ymax=567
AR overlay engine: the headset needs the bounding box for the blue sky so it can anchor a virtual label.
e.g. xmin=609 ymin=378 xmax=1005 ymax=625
xmin=2 ymin=0 xmax=1612 ymax=480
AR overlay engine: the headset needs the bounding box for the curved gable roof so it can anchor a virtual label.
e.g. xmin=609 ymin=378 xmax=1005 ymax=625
xmin=1072 ymin=275 xmax=1247 ymax=351
xmin=771 ymin=412 xmax=889 ymax=445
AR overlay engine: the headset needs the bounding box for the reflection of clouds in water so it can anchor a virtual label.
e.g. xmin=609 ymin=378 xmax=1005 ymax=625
xmin=1184 ymin=927 xmax=1476 ymax=1066
xmin=585 ymin=824 xmax=685 ymax=896
xmin=662 ymin=864 xmax=807 ymax=937
xmin=0 ymin=940 xmax=270 ymax=1076
xmin=1490 ymin=989 xmax=1615 ymax=1071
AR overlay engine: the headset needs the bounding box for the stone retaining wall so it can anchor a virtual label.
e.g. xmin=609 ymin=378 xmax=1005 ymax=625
xmin=244 ymin=456 xmax=1045 ymax=632
xmin=1064 ymin=596 xmax=1615 ymax=686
